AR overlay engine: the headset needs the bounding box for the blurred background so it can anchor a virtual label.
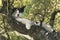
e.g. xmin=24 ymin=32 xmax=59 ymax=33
xmin=0 ymin=0 xmax=60 ymax=40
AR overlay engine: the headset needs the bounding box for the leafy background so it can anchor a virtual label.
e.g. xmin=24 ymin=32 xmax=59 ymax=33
xmin=0 ymin=0 xmax=60 ymax=40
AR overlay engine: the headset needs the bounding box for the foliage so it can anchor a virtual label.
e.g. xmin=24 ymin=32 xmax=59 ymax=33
xmin=10 ymin=32 xmax=26 ymax=40
xmin=0 ymin=0 xmax=60 ymax=40
xmin=12 ymin=0 xmax=23 ymax=8
xmin=0 ymin=0 xmax=3 ymax=9
xmin=10 ymin=0 xmax=32 ymax=8
xmin=54 ymin=12 xmax=60 ymax=32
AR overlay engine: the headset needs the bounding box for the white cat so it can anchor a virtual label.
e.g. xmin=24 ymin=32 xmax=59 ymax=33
xmin=14 ymin=9 xmax=54 ymax=33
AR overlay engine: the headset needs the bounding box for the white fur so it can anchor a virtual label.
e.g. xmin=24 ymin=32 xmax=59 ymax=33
xmin=42 ymin=22 xmax=53 ymax=32
xmin=16 ymin=17 xmax=34 ymax=30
